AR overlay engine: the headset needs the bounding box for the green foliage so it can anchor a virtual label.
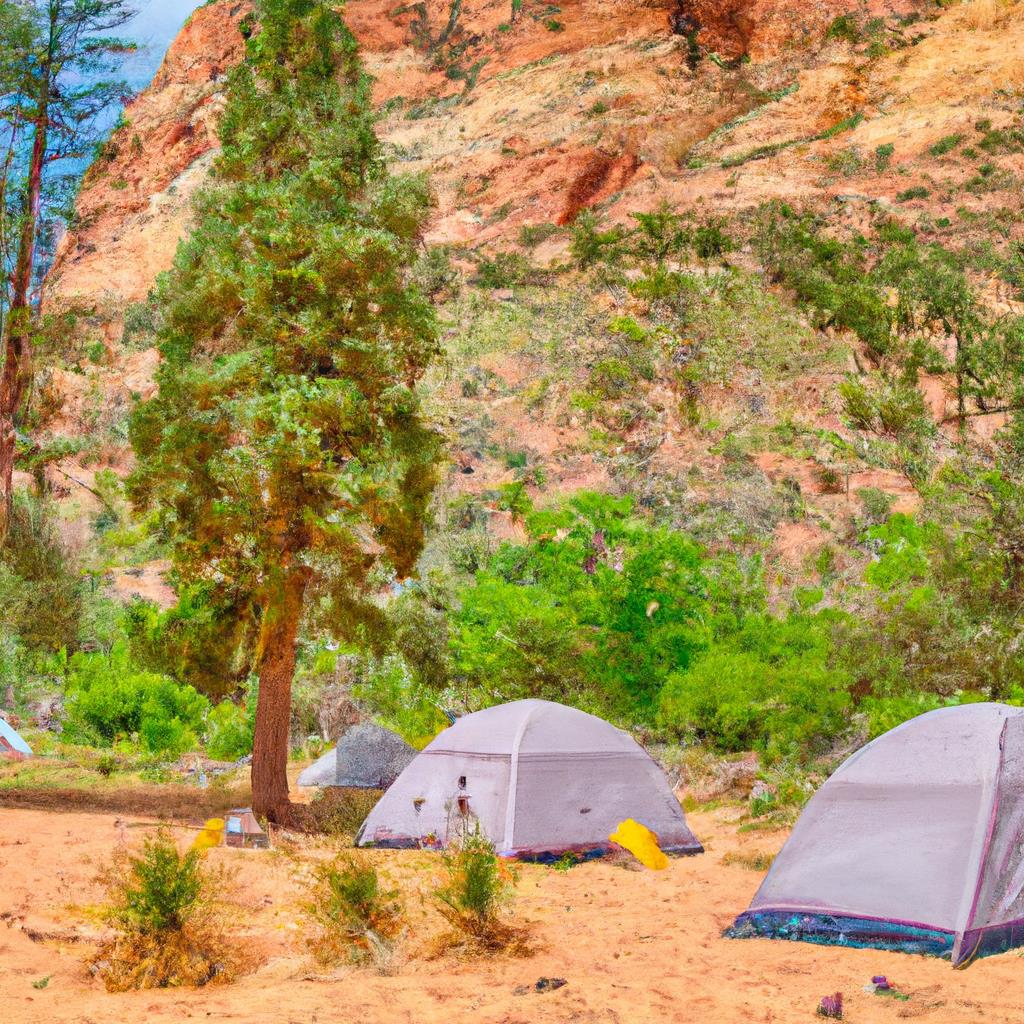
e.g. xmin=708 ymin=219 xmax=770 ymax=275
xmin=63 ymin=644 xmax=209 ymax=755
xmin=0 ymin=494 xmax=82 ymax=652
xmin=657 ymin=613 xmax=852 ymax=763
xmin=434 ymin=826 xmax=518 ymax=948
xmin=630 ymin=203 xmax=691 ymax=264
xmin=825 ymin=13 xmax=861 ymax=43
xmin=124 ymin=586 xmax=253 ymax=699
xmin=95 ymin=831 xmax=240 ymax=991
xmin=304 ymin=855 xmax=405 ymax=967
xmin=106 ymin=833 xmax=204 ymax=935
xmin=353 ymin=652 xmax=449 ymax=747
xmin=129 ymin=0 xmax=444 ymax=798
xmin=304 ymin=786 xmax=381 ymax=839
xmin=929 ymin=134 xmax=963 ymax=157
xmin=474 ymin=250 xmax=540 ymax=288
xmin=570 ymin=209 xmax=628 ymax=268
xmin=836 ymin=468 xmax=1024 ymax=711
xmin=754 ymin=205 xmax=894 ymax=359
xmin=205 ymin=688 xmax=256 ymax=761
xmin=518 ymin=221 xmax=560 ymax=248
xmin=839 ymin=374 xmax=935 ymax=444
xmin=447 ymin=492 xmax=761 ymax=717
xmin=412 ymin=245 xmax=460 ymax=298
xmin=692 ymin=216 xmax=734 ymax=262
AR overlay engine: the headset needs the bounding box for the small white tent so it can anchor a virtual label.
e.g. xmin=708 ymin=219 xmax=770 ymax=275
xmin=357 ymin=699 xmax=701 ymax=859
xmin=0 ymin=717 xmax=31 ymax=758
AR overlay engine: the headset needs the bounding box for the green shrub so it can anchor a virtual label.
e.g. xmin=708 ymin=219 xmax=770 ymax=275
xmin=304 ymin=855 xmax=404 ymax=968
xmin=569 ymin=210 xmax=627 ymax=267
xmin=64 ymin=643 xmax=210 ymax=754
xmin=896 ymin=185 xmax=930 ymax=202
xmin=303 ymin=787 xmax=382 ymax=839
xmin=109 ymin=833 xmax=204 ymax=934
xmin=840 ymin=375 xmax=935 ymax=443
xmin=856 ymin=486 xmax=896 ymax=525
xmin=0 ymin=494 xmax=83 ymax=652
xmin=657 ymin=614 xmax=853 ymax=763
xmin=629 ymin=203 xmax=690 ymax=265
xmin=205 ymin=691 xmax=255 ymax=761
xmin=474 ymin=251 xmax=539 ymax=288
xmin=826 ymin=13 xmax=861 ymax=43
xmin=692 ymin=216 xmax=734 ymax=262
xmin=929 ymin=134 xmax=963 ymax=157
xmin=518 ymin=222 xmax=560 ymax=248
xmin=412 ymin=245 xmax=460 ymax=297
xmin=433 ymin=827 xmax=520 ymax=950
xmin=754 ymin=207 xmax=894 ymax=359
xmin=124 ymin=585 xmax=251 ymax=699
xmin=93 ymin=831 xmax=241 ymax=991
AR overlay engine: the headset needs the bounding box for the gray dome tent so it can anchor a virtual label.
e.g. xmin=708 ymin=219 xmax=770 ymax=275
xmin=730 ymin=703 xmax=1024 ymax=966
xmin=297 ymin=722 xmax=415 ymax=789
xmin=357 ymin=699 xmax=702 ymax=859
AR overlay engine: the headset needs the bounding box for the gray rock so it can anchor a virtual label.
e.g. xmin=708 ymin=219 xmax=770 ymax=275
xmin=297 ymin=722 xmax=416 ymax=789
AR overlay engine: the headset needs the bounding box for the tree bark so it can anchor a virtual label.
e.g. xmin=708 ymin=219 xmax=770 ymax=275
xmin=251 ymin=568 xmax=310 ymax=824
xmin=0 ymin=100 xmax=47 ymax=544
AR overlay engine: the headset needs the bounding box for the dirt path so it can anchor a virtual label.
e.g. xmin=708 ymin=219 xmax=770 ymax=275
xmin=1 ymin=807 xmax=1021 ymax=1023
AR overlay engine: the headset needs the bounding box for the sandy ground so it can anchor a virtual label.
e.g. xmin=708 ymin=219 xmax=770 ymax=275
xmin=2 ymin=807 xmax=1023 ymax=1024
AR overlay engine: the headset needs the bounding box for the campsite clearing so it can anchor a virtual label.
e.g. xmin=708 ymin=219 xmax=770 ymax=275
xmin=2 ymin=806 xmax=1023 ymax=1024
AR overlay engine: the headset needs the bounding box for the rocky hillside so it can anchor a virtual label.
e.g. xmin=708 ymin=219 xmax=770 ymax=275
xmin=36 ymin=0 xmax=1024 ymax=598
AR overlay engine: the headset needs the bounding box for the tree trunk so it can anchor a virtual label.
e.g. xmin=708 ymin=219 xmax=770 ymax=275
xmin=251 ymin=568 xmax=310 ymax=824
xmin=0 ymin=103 xmax=47 ymax=544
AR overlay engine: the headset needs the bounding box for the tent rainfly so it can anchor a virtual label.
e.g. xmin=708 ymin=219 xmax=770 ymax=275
xmin=0 ymin=717 xmax=31 ymax=759
xmin=729 ymin=703 xmax=1024 ymax=966
xmin=357 ymin=699 xmax=702 ymax=859
xmin=297 ymin=722 xmax=416 ymax=789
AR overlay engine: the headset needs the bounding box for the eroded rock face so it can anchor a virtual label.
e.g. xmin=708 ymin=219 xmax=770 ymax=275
xmin=672 ymin=0 xmax=922 ymax=61
xmin=45 ymin=1 xmax=253 ymax=307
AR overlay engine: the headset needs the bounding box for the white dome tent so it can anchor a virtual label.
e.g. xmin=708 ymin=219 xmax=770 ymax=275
xmin=357 ymin=699 xmax=702 ymax=859
xmin=730 ymin=703 xmax=1024 ymax=966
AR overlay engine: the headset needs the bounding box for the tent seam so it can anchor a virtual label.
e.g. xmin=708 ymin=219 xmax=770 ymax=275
xmin=502 ymin=704 xmax=538 ymax=850
xmin=955 ymin=715 xmax=1008 ymax=960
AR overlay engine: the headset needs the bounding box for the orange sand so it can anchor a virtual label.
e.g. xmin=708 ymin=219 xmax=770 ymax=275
xmin=1 ymin=807 xmax=1022 ymax=1023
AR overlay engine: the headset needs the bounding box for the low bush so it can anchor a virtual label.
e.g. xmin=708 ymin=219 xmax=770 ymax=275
xmin=433 ymin=827 xmax=524 ymax=953
xmin=92 ymin=831 xmax=244 ymax=991
xmin=301 ymin=787 xmax=382 ymax=840
xmin=303 ymin=855 xmax=405 ymax=969
xmin=64 ymin=643 xmax=210 ymax=755
xmin=474 ymin=251 xmax=542 ymax=288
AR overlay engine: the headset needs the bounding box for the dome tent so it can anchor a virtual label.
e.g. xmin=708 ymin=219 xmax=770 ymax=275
xmin=356 ymin=699 xmax=702 ymax=859
xmin=297 ymin=722 xmax=415 ymax=789
xmin=0 ymin=717 xmax=31 ymax=758
xmin=729 ymin=703 xmax=1024 ymax=966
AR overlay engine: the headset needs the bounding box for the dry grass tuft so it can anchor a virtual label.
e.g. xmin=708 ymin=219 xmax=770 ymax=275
xmin=298 ymin=786 xmax=382 ymax=840
xmin=721 ymin=850 xmax=776 ymax=872
xmin=961 ymin=0 xmax=1010 ymax=30
xmin=90 ymin=830 xmax=250 ymax=992
xmin=302 ymin=854 xmax=406 ymax=973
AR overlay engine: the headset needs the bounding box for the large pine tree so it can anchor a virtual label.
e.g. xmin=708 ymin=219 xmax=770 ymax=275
xmin=130 ymin=0 xmax=443 ymax=823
